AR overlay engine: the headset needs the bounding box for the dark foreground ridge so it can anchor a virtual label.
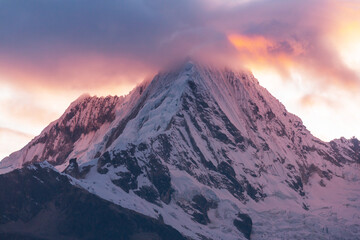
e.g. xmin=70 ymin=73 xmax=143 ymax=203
xmin=0 ymin=163 xmax=185 ymax=240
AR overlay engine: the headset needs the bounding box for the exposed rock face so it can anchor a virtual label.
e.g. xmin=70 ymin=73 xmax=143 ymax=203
xmin=63 ymin=158 xmax=80 ymax=178
xmin=233 ymin=213 xmax=253 ymax=240
xmin=63 ymin=158 xmax=91 ymax=179
xmin=190 ymin=194 xmax=217 ymax=225
xmin=1 ymin=61 xmax=360 ymax=239
xmin=29 ymin=96 xmax=120 ymax=165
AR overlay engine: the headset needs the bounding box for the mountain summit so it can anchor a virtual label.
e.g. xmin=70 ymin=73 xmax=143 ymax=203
xmin=1 ymin=61 xmax=359 ymax=239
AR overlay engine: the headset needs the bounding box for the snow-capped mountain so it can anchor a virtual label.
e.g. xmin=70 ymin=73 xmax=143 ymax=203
xmin=1 ymin=61 xmax=359 ymax=239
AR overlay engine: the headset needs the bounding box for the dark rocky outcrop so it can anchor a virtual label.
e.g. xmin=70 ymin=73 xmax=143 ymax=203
xmin=176 ymin=194 xmax=218 ymax=226
xmin=134 ymin=186 xmax=160 ymax=205
xmin=97 ymin=150 xmax=142 ymax=193
xmin=286 ymin=175 xmax=305 ymax=196
xmin=63 ymin=158 xmax=80 ymax=178
xmin=190 ymin=195 xmax=217 ymax=225
xmin=233 ymin=213 xmax=252 ymax=240
xmin=147 ymin=155 xmax=174 ymax=204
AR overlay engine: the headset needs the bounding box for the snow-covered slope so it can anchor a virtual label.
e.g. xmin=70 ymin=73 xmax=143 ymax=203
xmin=1 ymin=61 xmax=359 ymax=239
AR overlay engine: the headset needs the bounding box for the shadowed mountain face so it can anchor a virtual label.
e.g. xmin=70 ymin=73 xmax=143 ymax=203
xmin=1 ymin=62 xmax=360 ymax=239
xmin=0 ymin=163 xmax=185 ymax=240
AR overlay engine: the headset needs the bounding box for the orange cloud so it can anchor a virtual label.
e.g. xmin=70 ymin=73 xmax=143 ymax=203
xmin=227 ymin=34 xmax=297 ymax=79
xmin=228 ymin=24 xmax=359 ymax=91
xmin=1 ymin=98 xmax=59 ymax=128
xmin=0 ymin=52 xmax=152 ymax=92
xmin=228 ymin=34 xmax=269 ymax=54
xmin=300 ymin=94 xmax=337 ymax=108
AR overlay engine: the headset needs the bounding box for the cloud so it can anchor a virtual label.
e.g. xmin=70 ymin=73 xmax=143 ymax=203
xmin=1 ymin=98 xmax=59 ymax=127
xmin=223 ymin=0 xmax=360 ymax=89
xmin=0 ymin=0 xmax=359 ymax=92
xmin=0 ymin=127 xmax=34 ymax=160
xmin=0 ymin=127 xmax=34 ymax=139
xmin=300 ymin=94 xmax=338 ymax=108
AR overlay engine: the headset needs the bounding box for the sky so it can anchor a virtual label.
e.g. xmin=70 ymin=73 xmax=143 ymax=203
xmin=0 ymin=0 xmax=360 ymax=160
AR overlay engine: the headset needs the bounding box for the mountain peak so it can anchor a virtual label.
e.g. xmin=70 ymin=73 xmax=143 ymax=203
xmin=0 ymin=62 xmax=294 ymax=172
xmin=1 ymin=61 xmax=360 ymax=239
